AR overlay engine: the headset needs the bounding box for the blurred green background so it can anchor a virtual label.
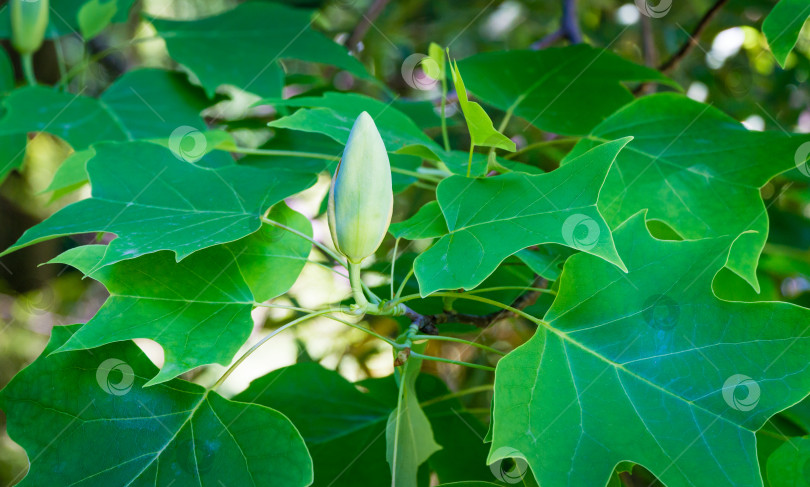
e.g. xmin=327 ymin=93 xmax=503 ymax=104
xmin=2 ymin=0 xmax=810 ymax=484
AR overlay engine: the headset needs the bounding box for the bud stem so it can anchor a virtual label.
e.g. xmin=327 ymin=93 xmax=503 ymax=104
xmin=21 ymin=53 xmax=35 ymax=86
xmin=349 ymin=262 xmax=369 ymax=309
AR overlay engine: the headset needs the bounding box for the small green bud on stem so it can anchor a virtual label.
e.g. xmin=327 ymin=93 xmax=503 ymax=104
xmin=11 ymin=0 xmax=49 ymax=55
xmin=328 ymin=111 xmax=393 ymax=310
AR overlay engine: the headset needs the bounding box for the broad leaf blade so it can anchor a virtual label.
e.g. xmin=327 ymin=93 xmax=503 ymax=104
xmin=0 ymin=69 xmax=226 ymax=185
xmin=264 ymin=92 xmax=443 ymax=159
xmin=389 ymin=200 xmax=449 ymax=240
xmin=567 ymin=92 xmax=810 ymax=291
xmin=491 ymin=212 xmax=810 ymax=487
xmin=456 ymin=45 xmax=678 ymax=135
xmin=225 ymin=203 xmax=313 ymax=302
xmin=237 ymin=362 xmax=490 ymax=486
xmin=150 ymin=2 xmax=371 ymax=98
xmin=235 ymin=362 xmax=393 ymax=486
xmin=762 ymin=0 xmax=810 ymax=68
xmin=0 ymin=325 xmax=312 ymax=486
xmin=49 ymin=244 xmax=254 ymax=385
xmin=1 ymin=141 xmax=317 ymax=268
xmin=766 ymin=436 xmax=810 ymax=486
xmin=414 ymin=138 xmax=630 ymax=296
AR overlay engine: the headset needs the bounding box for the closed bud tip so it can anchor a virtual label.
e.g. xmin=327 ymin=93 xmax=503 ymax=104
xmin=328 ymin=112 xmax=393 ymax=264
xmin=11 ymin=0 xmax=49 ymax=55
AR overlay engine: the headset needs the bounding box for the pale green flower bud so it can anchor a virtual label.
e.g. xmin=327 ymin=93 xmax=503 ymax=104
xmin=328 ymin=111 xmax=393 ymax=264
xmin=11 ymin=0 xmax=49 ymax=55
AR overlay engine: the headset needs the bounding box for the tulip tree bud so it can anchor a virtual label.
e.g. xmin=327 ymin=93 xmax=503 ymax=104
xmin=11 ymin=0 xmax=49 ymax=55
xmin=328 ymin=111 xmax=393 ymax=264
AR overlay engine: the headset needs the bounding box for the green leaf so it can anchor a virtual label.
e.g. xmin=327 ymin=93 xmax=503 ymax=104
xmin=1 ymin=141 xmax=317 ymax=269
xmin=150 ymin=2 xmax=371 ymax=98
xmin=237 ymin=362 xmax=490 ymax=486
xmin=428 ymin=43 xmax=446 ymax=82
xmin=46 ymin=128 xmax=233 ymax=197
xmin=42 ymin=148 xmax=96 ymax=196
xmin=436 ymin=149 xmax=489 ymax=177
xmin=387 ymin=347 xmax=442 ymax=487
xmin=237 ymin=128 xmax=343 ymax=175
xmin=49 ymin=244 xmax=254 ymax=385
xmin=261 ymin=92 xmax=496 ymax=176
xmin=235 ymin=362 xmax=393 ymax=486
xmin=0 ymin=133 xmax=27 ymax=183
xmin=414 ymin=138 xmax=630 ymax=296
xmin=0 ymin=0 xmax=135 ymax=39
xmin=566 ymin=92 xmax=810 ymax=291
xmin=449 ymin=59 xmax=515 ymax=152
xmin=435 ymin=483 xmax=501 ymax=487
xmin=0 ymin=69 xmax=227 ymax=184
xmin=98 ymin=69 xmax=216 ymax=140
xmin=389 ymin=200 xmax=449 ymax=240
xmin=491 ymin=212 xmax=810 ymax=487
xmin=77 ymin=0 xmax=119 ymax=39
xmin=393 ymin=99 xmax=455 ymax=130
xmin=420 ymin=374 xmax=492 ymax=483
xmin=0 ymin=324 xmax=313 ymax=486
xmin=225 ymin=202 xmax=312 ymax=302
xmin=455 ymin=45 xmax=678 ymax=136
xmin=0 ymin=69 xmax=214 ymax=142
xmin=264 ymin=92 xmax=443 ymax=159
xmin=762 ymin=0 xmax=810 ymax=68
xmin=0 ymin=48 xmax=13 ymax=94
xmin=515 ymin=245 xmax=575 ymax=281
xmin=0 ymin=86 xmax=127 ymax=146
xmin=766 ymin=437 xmax=810 ymax=486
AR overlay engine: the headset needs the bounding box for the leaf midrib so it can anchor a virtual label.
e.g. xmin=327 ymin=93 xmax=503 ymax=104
xmin=534 ymin=299 xmax=751 ymax=439
xmin=122 ymin=392 xmax=209 ymax=487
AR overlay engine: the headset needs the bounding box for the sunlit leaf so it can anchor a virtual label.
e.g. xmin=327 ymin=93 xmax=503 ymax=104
xmin=762 ymin=0 xmax=810 ymax=68
xmin=566 ymin=92 xmax=810 ymax=291
xmin=1 ymin=141 xmax=316 ymax=269
xmin=49 ymin=244 xmax=255 ymax=385
xmin=414 ymin=138 xmax=630 ymax=296
xmin=491 ymin=212 xmax=810 ymax=487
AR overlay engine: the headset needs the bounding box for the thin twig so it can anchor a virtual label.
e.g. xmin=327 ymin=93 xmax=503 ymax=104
xmin=531 ymin=0 xmax=582 ymax=49
xmin=346 ymin=0 xmax=391 ymax=53
xmin=401 ymin=277 xmax=548 ymax=335
xmin=658 ymin=0 xmax=729 ymax=73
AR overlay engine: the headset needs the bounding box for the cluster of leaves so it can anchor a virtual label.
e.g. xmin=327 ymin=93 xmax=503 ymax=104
xmin=2 ymin=1 xmax=810 ymax=486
